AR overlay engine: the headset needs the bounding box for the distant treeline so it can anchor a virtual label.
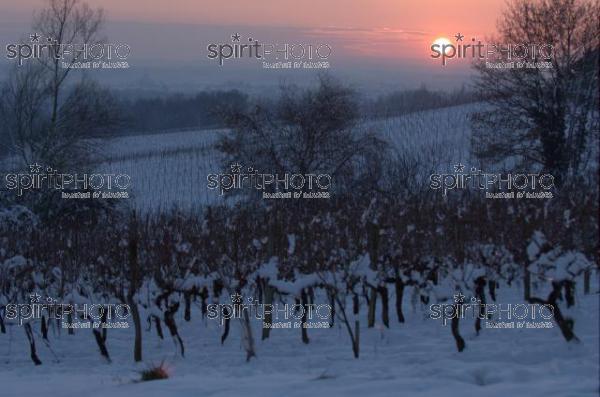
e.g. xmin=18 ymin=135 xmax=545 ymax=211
xmin=114 ymin=86 xmax=477 ymax=135
xmin=116 ymin=90 xmax=249 ymax=134
xmin=365 ymin=85 xmax=477 ymax=118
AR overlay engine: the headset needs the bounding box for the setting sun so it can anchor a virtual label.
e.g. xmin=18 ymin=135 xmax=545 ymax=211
xmin=432 ymin=37 xmax=453 ymax=55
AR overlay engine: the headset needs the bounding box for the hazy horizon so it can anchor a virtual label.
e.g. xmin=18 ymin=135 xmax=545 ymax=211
xmin=0 ymin=0 xmax=505 ymax=95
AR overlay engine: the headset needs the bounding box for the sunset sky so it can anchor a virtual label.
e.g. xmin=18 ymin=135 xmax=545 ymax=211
xmin=0 ymin=0 xmax=506 ymax=93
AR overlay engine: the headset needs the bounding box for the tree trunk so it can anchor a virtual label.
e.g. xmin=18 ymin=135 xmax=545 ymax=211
xmin=127 ymin=212 xmax=143 ymax=362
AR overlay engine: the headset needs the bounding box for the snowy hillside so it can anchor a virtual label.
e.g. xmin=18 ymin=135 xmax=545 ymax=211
xmin=97 ymin=104 xmax=480 ymax=211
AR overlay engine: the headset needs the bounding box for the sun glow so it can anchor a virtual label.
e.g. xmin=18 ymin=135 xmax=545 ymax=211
xmin=432 ymin=37 xmax=453 ymax=55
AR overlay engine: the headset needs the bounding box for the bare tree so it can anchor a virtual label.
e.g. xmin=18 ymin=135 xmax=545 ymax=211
xmin=0 ymin=0 xmax=119 ymax=170
xmin=34 ymin=0 xmax=105 ymax=126
xmin=0 ymin=64 xmax=48 ymax=164
xmin=471 ymin=0 xmax=599 ymax=183
xmin=217 ymin=74 xmax=386 ymax=198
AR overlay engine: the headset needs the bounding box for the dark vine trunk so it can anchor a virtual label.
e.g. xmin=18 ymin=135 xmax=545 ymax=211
xmin=524 ymin=268 xmax=531 ymax=301
xmin=328 ymin=290 xmax=335 ymax=327
xmin=488 ymin=280 xmax=497 ymax=301
xmin=583 ymin=269 xmax=590 ymax=294
xmin=41 ymin=315 xmax=48 ymax=340
xmin=128 ymin=296 xmax=143 ymax=362
xmin=164 ymin=303 xmax=185 ymax=357
xmin=378 ymin=285 xmax=389 ymax=328
xmin=474 ymin=277 xmax=486 ymax=335
xmin=200 ymin=287 xmax=208 ymax=318
xmin=24 ymin=323 xmax=42 ymax=365
xmin=335 ymin=295 xmax=360 ymax=359
xmin=184 ymin=292 xmax=192 ymax=322
xmin=451 ymin=304 xmax=465 ymax=352
xmin=367 ymin=287 xmax=376 ymax=327
xmin=262 ymin=284 xmax=274 ymax=340
xmin=301 ymin=288 xmax=310 ymax=344
xmin=395 ymin=279 xmax=405 ymax=323
xmin=92 ymin=329 xmax=111 ymax=362
xmin=221 ymin=312 xmax=231 ymax=344
xmin=529 ymin=281 xmax=579 ymax=343
xmin=153 ymin=315 xmax=164 ymax=339
xmin=101 ymin=309 xmax=108 ymax=342
xmin=67 ymin=312 xmax=74 ymax=335
xmin=352 ymin=320 xmax=360 ymax=358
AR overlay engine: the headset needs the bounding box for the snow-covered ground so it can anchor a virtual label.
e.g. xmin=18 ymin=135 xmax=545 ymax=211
xmin=1 ymin=284 xmax=598 ymax=397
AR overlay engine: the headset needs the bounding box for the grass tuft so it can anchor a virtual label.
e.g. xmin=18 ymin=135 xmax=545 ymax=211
xmin=139 ymin=361 xmax=170 ymax=382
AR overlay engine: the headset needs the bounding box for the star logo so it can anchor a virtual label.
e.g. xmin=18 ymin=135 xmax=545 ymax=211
xmin=453 ymin=163 xmax=465 ymax=172
xmin=230 ymin=293 xmax=242 ymax=303
xmin=230 ymin=162 xmax=242 ymax=173
xmin=454 ymin=33 xmax=464 ymax=42
xmin=29 ymin=163 xmax=42 ymax=173
xmin=30 ymin=33 xmax=40 ymax=43
xmin=231 ymin=33 xmax=241 ymax=42
xmin=30 ymin=292 xmax=41 ymax=303
xmin=453 ymin=293 xmax=465 ymax=303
